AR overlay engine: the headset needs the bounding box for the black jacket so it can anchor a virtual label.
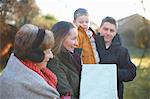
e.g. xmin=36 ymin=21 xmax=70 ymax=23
xmin=47 ymin=48 xmax=82 ymax=99
xmin=95 ymin=33 xmax=136 ymax=99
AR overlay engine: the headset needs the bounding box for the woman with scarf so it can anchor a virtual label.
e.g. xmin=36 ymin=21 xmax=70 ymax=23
xmin=0 ymin=24 xmax=60 ymax=99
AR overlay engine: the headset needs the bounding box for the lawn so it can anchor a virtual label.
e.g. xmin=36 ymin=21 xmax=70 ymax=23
xmin=124 ymin=47 xmax=150 ymax=99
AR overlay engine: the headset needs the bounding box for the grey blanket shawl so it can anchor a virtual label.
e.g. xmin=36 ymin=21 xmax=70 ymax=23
xmin=0 ymin=53 xmax=60 ymax=99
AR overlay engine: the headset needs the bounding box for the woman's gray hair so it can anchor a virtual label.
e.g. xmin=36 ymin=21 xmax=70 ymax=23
xmin=14 ymin=24 xmax=54 ymax=59
xmin=74 ymin=8 xmax=89 ymax=20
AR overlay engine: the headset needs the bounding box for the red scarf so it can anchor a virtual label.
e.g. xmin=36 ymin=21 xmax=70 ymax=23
xmin=21 ymin=60 xmax=57 ymax=89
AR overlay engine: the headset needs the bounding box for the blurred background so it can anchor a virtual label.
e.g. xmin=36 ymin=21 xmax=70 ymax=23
xmin=0 ymin=0 xmax=150 ymax=99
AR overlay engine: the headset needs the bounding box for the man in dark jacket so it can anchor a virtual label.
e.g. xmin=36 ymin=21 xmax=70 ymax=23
xmin=95 ymin=16 xmax=136 ymax=99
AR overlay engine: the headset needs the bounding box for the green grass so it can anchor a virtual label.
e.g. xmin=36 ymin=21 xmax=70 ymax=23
xmin=124 ymin=66 xmax=150 ymax=99
xmin=124 ymin=47 xmax=150 ymax=99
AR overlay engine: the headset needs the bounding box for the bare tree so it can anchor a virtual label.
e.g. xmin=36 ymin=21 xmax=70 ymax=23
xmin=0 ymin=0 xmax=39 ymax=69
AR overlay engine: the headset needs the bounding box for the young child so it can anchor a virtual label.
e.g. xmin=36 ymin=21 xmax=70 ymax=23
xmin=73 ymin=8 xmax=100 ymax=64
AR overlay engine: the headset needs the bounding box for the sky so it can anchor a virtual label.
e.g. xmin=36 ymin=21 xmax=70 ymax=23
xmin=35 ymin=0 xmax=150 ymax=25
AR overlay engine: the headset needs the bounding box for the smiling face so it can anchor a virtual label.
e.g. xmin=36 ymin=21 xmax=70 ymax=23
xmin=74 ymin=15 xmax=89 ymax=32
xmin=63 ymin=28 xmax=78 ymax=53
xmin=99 ymin=22 xmax=117 ymax=44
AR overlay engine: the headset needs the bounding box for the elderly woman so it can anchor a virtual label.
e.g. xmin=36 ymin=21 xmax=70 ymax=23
xmin=0 ymin=24 xmax=60 ymax=99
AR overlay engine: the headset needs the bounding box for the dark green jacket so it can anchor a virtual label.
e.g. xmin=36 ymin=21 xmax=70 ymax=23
xmin=47 ymin=49 xmax=82 ymax=99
